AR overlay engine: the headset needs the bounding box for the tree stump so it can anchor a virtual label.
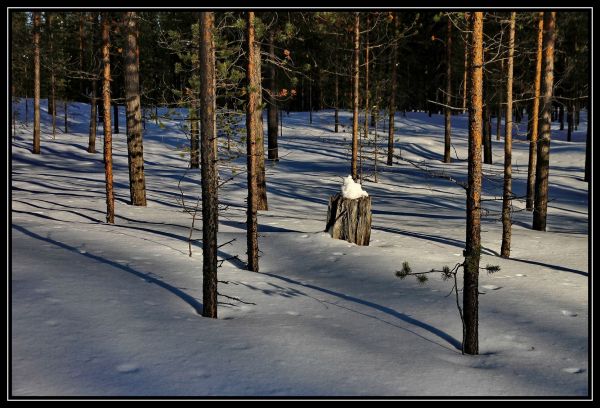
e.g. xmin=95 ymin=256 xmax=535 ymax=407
xmin=325 ymin=193 xmax=372 ymax=246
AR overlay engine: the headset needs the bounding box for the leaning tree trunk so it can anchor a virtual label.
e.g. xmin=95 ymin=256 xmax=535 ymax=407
xmin=351 ymin=12 xmax=360 ymax=180
xmin=267 ymin=31 xmax=279 ymax=161
xmin=501 ymin=12 xmax=516 ymax=258
xmin=102 ymin=13 xmax=115 ymax=224
xmin=464 ymin=11 xmax=484 ymax=356
xmin=526 ymin=12 xmax=544 ymax=211
xmin=33 ymin=12 xmax=41 ymax=154
xmin=326 ymin=193 xmax=372 ymax=246
xmin=124 ymin=11 xmax=147 ymax=206
xmin=200 ymin=11 xmax=219 ymax=318
xmin=533 ymin=12 xmax=556 ymax=232
xmin=246 ymin=11 xmax=259 ymax=272
xmin=444 ymin=15 xmax=452 ymax=163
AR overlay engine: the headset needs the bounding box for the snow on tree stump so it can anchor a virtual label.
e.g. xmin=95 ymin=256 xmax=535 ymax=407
xmin=325 ymin=193 xmax=372 ymax=246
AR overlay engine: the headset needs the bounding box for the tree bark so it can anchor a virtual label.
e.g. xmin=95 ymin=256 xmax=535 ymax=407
xmin=559 ymin=103 xmax=564 ymax=130
xmin=387 ymin=12 xmax=398 ymax=166
xmin=464 ymin=11 xmax=484 ymax=356
xmin=533 ymin=12 xmax=556 ymax=231
xmin=246 ymin=12 xmax=259 ymax=272
xmin=483 ymin=103 xmax=492 ymax=164
xmin=496 ymin=58 xmax=503 ymax=141
xmin=33 ymin=12 xmax=41 ymax=154
xmin=102 ymin=13 xmax=115 ymax=224
xmin=444 ymin=15 xmax=452 ymax=163
xmin=501 ymin=12 xmax=516 ymax=258
xmin=124 ymin=11 xmax=147 ymax=206
xmin=351 ymin=13 xmax=360 ymax=180
xmin=567 ymin=102 xmax=574 ymax=142
xmin=253 ymin=45 xmax=268 ymax=211
xmin=199 ymin=11 xmax=219 ymax=318
xmin=267 ymin=31 xmax=279 ymax=161
xmin=326 ymin=194 xmax=372 ymax=246
xmin=47 ymin=13 xmax=57 ymax=138
xmin=89 ymin=78 xmax=97 ymax=153
xmin=362 ymin=13 xmax=370 ymax=181
xmin=526 ymin=12 xmax=544 ymax=211
xmin=190 ymin=14 xmax=200 ymax=169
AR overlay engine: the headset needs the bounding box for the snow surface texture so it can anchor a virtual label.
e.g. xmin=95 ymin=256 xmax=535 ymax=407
xmin=10 ymin=99 xmax=588 ymax=397
xmin=341 ymin=175 xmax=369 ymax=199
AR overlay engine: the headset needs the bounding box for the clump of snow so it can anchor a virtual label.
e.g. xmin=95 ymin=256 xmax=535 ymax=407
xmin=341 ymin=175 xmax=368 ymax=199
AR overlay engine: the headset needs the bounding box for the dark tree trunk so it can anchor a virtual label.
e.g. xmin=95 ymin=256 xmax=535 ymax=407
xmin=388 ymin=12 xmax=398 ymax=166
xmin=444 ymin=15 xmax=452 ymax=163
xmin=559 ymin=103 xmax=564 ymax=130
xmin=47 ymin=13 xmax=57 ymax=138
xmin=567 ymin=102 xmax=574 ymax=142
xmin=496 ymin=58 xmax=503 ymax=141
xmin=102 ymin=13 xmax=115 ymax=224
xmin=124 ymin=12 xmax=147 ymax=206
xmin=267 ymin=31 xmax=279 ymax=161
xmin=464 ymin=12 xmax=484 ymax=356
xmin=246 ymin=11 xmax=259 ymax=272
xmin=89 ymin=78 xmax=97 ymax=153
xmin=361 ymin=13 xmax=370 ymax=182
xmin=113 ymin=103 xmax=119 ymax=134
xmin=533 ymin=12 xmax=557 ymax=231
xmin=334 ymin=70 xmax=339 ymax=133
xmin=33 ymin=12 xmax=41 ymax=154
xmin=351 ymin=13 xmax=360 ymax=180
xmin=501 ymin=12 xmax=516 ymax=258
xmin=483 ymin=104 xmax=492 ymax=164
xmin=199 ymin=11 xmax=219 ymax=318
xmin=584 ymin=96 xmax=590 ymax=183
xmin=253 ymin=45 xmax=268 ymax=211
xmin=526 ymin=12 xmax=544 ymax=211
xmin=190 ymin=14 xmax=200 ymax=169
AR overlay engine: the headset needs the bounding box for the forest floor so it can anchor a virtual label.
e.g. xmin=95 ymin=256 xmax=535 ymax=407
xmin=10 ymin=100 xmax=589 ymax=397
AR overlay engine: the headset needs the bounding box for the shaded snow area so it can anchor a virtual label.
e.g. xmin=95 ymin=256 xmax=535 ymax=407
xmin=10 ymin=100 xmax=589 ymax=397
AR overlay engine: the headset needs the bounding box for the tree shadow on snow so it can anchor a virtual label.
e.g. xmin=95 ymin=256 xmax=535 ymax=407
xmin=12 ymin=223 xmax=204 ymax=315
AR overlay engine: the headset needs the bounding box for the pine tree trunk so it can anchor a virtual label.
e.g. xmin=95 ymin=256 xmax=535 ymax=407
xmin=79 ymin=13 xmax=85 ymax=98
xmin=584 ymin=96 xmax=590 ymax=183
xmin=246 ymin=11 xmax=259 ymax=272
xmin=351 ymin=13 xmax=360 ymax=180
xmin=462 ymin=16 xmax=469 ymax=115
xmin=334 ymin=70 xmax=339 ymax=133
xmin=387 ymin=13 xmax=398 ymax=166
xmin=362 ymin=13 xmax=370 ymax=182
xmin=533 ymin=12 xmax=556 ymax=231
xmin=444 ymin=15 xmax=452 ymax=163
xmin=64 ymin=100 xmax=68 ymax=133
xmin=567 ymin=102 xmax=574 ymax=142
xmin=199 ymin=11 xmax=219 ymax=318
xmin=501 ymin=12 xmax=516 ymax=258
xmin=89 ymin=79 xmax=97 ymax=153
xmin=124 ymin=12 xmax=147 ymax=206
xmin=253 ymin=45 xmax=268 ymax=211
xmin=483 ymin=104 xmax=492 ymax=164
xmin=267 ymin=31 xmax=279 ymax=161
xmin=113 ymin=103 xmax=119 ymax=134
xmin=190 ymin=15 xmax=200 ymax=169
xmin=559 ymin=103 xmax=564 ymax=130
xmin=33 ymin=12 xmax=41 ymax=154
xmin=102 ymin=13 xmax=115 ymax=224
xmin=464 ymin=11 xmax=484 ymax=356
xmin=47 ymin=14 xmax=57 ymax=138
xmin=496 ymin=59 xmax=503 ymax=141
xmin=526 ymin=12 xmax=544 ymax=211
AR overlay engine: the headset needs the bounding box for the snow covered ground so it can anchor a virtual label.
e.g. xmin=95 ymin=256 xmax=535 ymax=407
xmin=10 ymin=99 xmax=589 ymax=397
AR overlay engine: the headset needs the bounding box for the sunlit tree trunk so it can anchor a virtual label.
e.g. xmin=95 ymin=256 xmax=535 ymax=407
xmin=463 ymin=11 xmax=484 ymax=356
xmin=501 ymin=12 xmax=516 ymax=258
xmin=102 ymin=13 xmax=115 ymax=224
xmin=533 ymin=12 xmax=557 ymax=231
xmin=526 ymin=12 xmax=544 ymax=211
xmin=199 ymin=11 xmax=218 ymax=318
